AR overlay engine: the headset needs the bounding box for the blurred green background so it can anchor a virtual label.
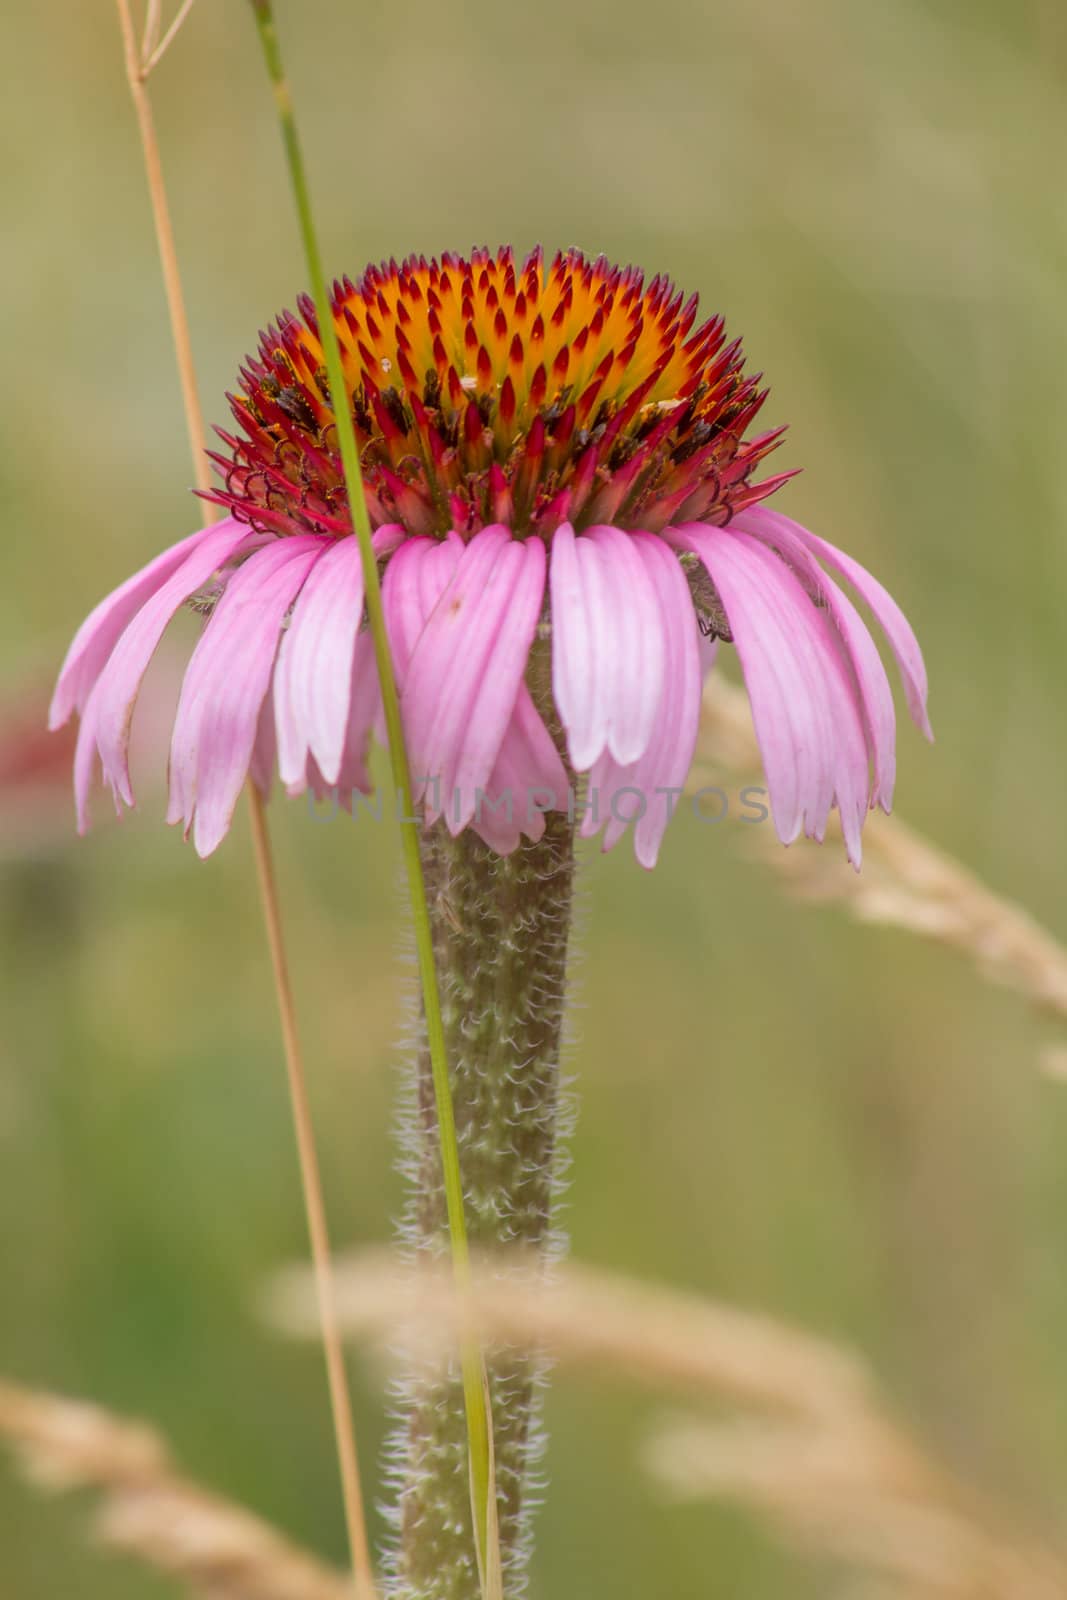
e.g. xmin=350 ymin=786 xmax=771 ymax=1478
xmin=3 ymin=0 xmax=1067 ymax=1593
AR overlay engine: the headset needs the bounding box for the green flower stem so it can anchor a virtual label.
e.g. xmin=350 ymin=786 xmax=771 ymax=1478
xmin=392 ymin=810 xmax=577 ymax=1598
xmin=247 ymin=0 xmax=492 ymax=1570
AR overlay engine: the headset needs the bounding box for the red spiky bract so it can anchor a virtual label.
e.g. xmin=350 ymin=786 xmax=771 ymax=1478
xmin=208 ymin=246 xmax=794 ymax=540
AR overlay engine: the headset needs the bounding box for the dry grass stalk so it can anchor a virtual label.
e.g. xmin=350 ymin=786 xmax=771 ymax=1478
xmin=111 ymin=4 xmax=377 ymax=1584
xmin=268 ymin=1248 xmax=873 ymax=1430
xmin=0 ymin=1379 xmax=351 ymax=1600
xmin=691 ymin=679 xmax=1067 ymax=1040
xmin=647 ymin=1418 xmax=1067 ymax=1599
xmin=269 ymin=1252 xmax=1067 ymax=1600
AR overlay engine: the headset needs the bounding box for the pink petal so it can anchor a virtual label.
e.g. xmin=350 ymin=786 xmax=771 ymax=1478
xmin=403 ymin=527 xmax=546 ymax=833
xmin=250 ymin=685 xmax=278 ymax=798
xmin=86 ymin=518 xmax=258 ymax=816
xmin=274 ymin=537 xmax=367 ymax=788
xmin=379 ymin=532 xmax=464 ymax=751
xmin=381 ymin=533 xmax=464 ymax=684
xmin=741 ymin=506 xmax=932 ymax=741
xmin=473 ymin=683 xmax=570 ymax=852
xmin=583 ymin=525 xmax=666 ymax=765
xmin=73 ymin=683 xmax=110 ymax=834
xmin=271 ymin=526 xmax=405 ymax=805
xmin=549 ymin=523 xmax=599 ymax=768
xmin=285 ymin=632 xmax=379 ymax=805
xmin=549 ymin=523 xmax=665 ymax=770
xmin=49 ymin=520 xmax=242 ymax=730
xmin=673 ymin=524 xmax=869 ymax=863
xmin=733 ymin=509 xmax=897 ymax=811
xmin=336 ymin=630 xmax=380 ymax=796
xmin=581 ymin=534 xmax=702 ymax=868
xmin=168 ymin=537 xmax=324 ymax=857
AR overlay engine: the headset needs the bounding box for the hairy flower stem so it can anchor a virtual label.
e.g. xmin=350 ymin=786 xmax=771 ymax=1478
xmin=391 ymin=808 xmax=577 ymax=1599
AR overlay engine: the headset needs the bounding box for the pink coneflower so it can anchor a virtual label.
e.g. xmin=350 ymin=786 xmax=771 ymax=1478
xmin=51 ymin=246 xmax=930 ymax=866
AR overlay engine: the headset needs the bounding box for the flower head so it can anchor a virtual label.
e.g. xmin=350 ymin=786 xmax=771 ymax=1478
xmin=213 ymin=245 xmax=790 ymax=542
xmin=52 ymin=246 xmax=930 ymax=866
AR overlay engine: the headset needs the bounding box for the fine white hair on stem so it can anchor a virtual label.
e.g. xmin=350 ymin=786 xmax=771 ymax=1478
xmin=0 ymin=1379 xmax=352 ymax=1600
xmin=691 ymin=677 xmax=1067 ymax=1058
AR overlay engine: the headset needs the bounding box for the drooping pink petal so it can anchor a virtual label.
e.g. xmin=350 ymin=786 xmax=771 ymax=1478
xmin=549 ymin=523 xmax=664 ymax=771
xmin=168 ymin=536 xmax=324 ymax=857
xmin=335 ymin=630 xmax=380 ymax=797
xmin=548 ymin=522 xmax=598 ymax=768
xmin=379 ymin=532 xmax=464 ymax=753
xmin=671 ymin=526 xmax=812 ymax=845
xmin=73 ymin=682 xmax=112 ymax=834
xmin=49 ymin=521 xmax=242 ymax=730
xmin=381 ymin=533 xmax=464 ymax=684
xmin=402 ymin=526 xmax=546 ymax=834
xmin=581 ymin=534 xmax=702 ymax=868
xmin=275 ymin=521 xmax=406 ymax=790
xmin=672 ymin=524 xmax=870 ymax=862
xmin=250 ymin=685 xmax=278 ymax=798
xmin=582 ymin=525 xmax=666 ymax=765
xmin=472 ymin=683 xmax=570 ymax=852
xmin=631 ymin=536 xmax=705 ymax=867
xmin=733 ymin=509 xmax=898 ymax=811
xmin=273 ymin=537 xmax=366 ymax=788
xmin=740 ymin=505 xmax=932 ymax=740
xmin=285 ymin=629 xmax=380 ymax=805
xmin=381 ymin=538 xmax=434 ymax=687
xmin=85 ymin=518 xmax=259 ymax=816
xmin=382 ymin=529 xmax=561 ymax=846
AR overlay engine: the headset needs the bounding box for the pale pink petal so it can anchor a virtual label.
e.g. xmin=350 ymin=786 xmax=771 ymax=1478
xmin=550 ymin=524 xmax=665 ymax=771
xmin=379 ymin=532 xmax=464 ymax=751
xmin=581 ymin=525 xmax=666 ymax=765
xmin=168 ymin=537 xmax=323 ymax=857
xmin=418 ymin=533 xmax=466 ymax=623
xmin=250 ymin=685 xmax=277 ymax=798
xmin=734 ymin=509 xmax=897 ymax=811
xmin=49 ymin=521 xmax=241 ymax=730
xmin=753 ymin=532 xmax=870 ymax=861
xmin=274 ymin=538 xmax=366 ymax=788
xmin=85 ymin=518 xmax=257 ymax=816
xmin=286 ymin=630 xmax=379 ymax=805
xmin=385 ymin=530 xmax=563 ymax=848
xmin=302 ymin=753 xmax=342 ymax=808
xmin=632 ymin=537 xmax=704 ymax=867
xmin=581 ymin=535 xmax=702 ymax=868
xmin=672 ymin=526 xmax=836 ymax=850
xmin=381 ymin=533 xmax=463 ymax=684
xmin=273 ymin=523 xmax=406 ymax=789
xmin=335 ymin=630 xmax=379 ymax=797
xmin=73 ymin=683 xmax=110 ymax=834
xmin=472 ymin=684 xmax=570 ymax=852
xmin=403 ymin=527 xmax=545 ymax=833
xmin=549 ymin=522 xmax=600 ymax=769
xmin=741 ymin=505 xmax=932 ymax=740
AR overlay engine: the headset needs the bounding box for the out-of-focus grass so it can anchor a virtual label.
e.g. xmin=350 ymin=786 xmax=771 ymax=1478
xmin=2 ymin=1 xmax=1067 ymax=1593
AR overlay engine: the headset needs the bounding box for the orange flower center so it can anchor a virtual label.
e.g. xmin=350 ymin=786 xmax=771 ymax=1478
xmin=210 ymin=246 xmax=792 ymax=540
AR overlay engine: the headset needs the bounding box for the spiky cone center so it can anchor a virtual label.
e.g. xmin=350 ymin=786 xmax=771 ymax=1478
xmin=209 ymin=246 xmax=793 ymax=543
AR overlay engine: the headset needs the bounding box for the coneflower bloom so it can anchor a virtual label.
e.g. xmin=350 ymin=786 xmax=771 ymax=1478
xmin=51 ymin=246 xmax=930 ymax=867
